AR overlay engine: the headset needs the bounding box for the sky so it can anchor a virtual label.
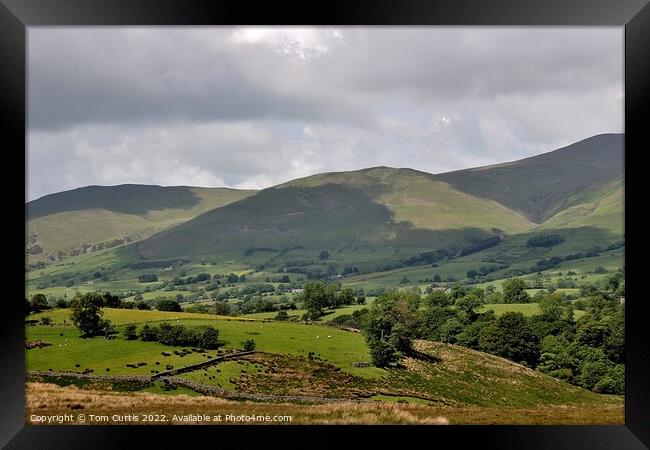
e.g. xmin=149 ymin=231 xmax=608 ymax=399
xmin=27 ymin=27 xmax=623 ymax=201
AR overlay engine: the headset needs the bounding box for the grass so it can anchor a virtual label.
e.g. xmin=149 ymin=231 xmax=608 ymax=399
xmin=26 ymin=381 xmax=623 ymax=424
xmin=29 ymin=308 xmax=257 ymax=326
xmin=181 ymin=360 xmax=264 ymax=390
xmin=243 ymin=299 xmax=374 ymax=321
xmin=26 ymin=309 xmax=384 ymax=379
xmin=27 ymin=186 xmax=255 ymax=265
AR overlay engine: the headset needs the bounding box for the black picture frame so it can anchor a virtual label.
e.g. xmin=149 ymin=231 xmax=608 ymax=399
xmin=2 ymin=0 xmax=649 ymax=448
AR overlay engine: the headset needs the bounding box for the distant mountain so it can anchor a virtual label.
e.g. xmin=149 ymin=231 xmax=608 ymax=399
xmin=26 ymin=134 xmax=624 ymax=268
xmin=133 ymin=166 xmax=535 ymax=260
xmin=134 ymin=134 xmax=623 ymax=262
xmin=435 ymin=134 xmax=623 ymax=223
xmin=25 ymin=185 xmax=255 ymax=263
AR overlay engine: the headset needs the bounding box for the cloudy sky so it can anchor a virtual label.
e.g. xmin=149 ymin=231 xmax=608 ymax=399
xmin=27 ymin=27 xmax=623 ymax=201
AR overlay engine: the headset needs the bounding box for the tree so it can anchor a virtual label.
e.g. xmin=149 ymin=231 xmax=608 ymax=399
xmin=439 ymin=318 xmax=464 ymax=344
xmin=319 ymin=250 xmax=330 ymax=260
xmin=479 ymin=312 xmax=540 ymax=367
xmin=302 ymin=282 xmax=328 ymax=318
xmin=362 ymin=291 xmax=421 ymax=360
xmin=69 ymin=293 xmax=109 ymax=337
xmin=466 ymin=269 xmax=479 ymax=279
xmin=367 ymin=338 xmax=398 ymax=367
xmin=420 ymin=306 xmax=457 ymax=341
xmin=275 ymin=310 xmax=289 ymax=321
xmin=213 ymin=301 xmax=231 ymax=316
xmin=136 ymin=301 xmax=151 ymax=310
xmin=337 ymin=288 xmax=356 ymax=306
xmin=30 ymin=294 xmax=49 ymax=313
xmin=156 ymin=298 xmax=181 ymax=312
xmin=124 ymin=324 xmax=138 ymax=340
xmin=455 ymin=294 xmax=483 ymax=317
xmin=102 ymin=292 xmax=122 ymax=308
xmin=242 ymin=339 xmax=256 ymax=351
xmin=139 ymin=324 xmax=159 ymax=341
xmin=201 ymin=327 xmax=221 ymax=349
xmin=502 ymin=278 xmax=531 ymax=304
xmin=425 ymin=290 xmax=452 ymax=307
xmin=455 ymin=313 xmax=495 ymax=349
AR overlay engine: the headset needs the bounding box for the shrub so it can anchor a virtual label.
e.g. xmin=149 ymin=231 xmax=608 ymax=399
xmin=242 ymin=339 xmax=256 ymax=351
xmin=39 ymin=316 xmax=52 ymax=326
xmin=124 ymin=324 xmax=138 ymax=340
xmin=200 ymin=327 xmax=221 ymax=349
xmin=156 ymin=299 xmax=181 ymax=312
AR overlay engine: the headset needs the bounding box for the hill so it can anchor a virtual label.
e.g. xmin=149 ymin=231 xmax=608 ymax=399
xmin=134 ymin=168 xmax=534 ymax=261
xmin=26 ymin=309 xmax=620 ymax=411
xmin=133 ymin=134 xmax=623 ymax=264
xmin=26 ymin=185 xmax=255 ymax=264
xmin=435 ymin=134 xmax=623 ymax=223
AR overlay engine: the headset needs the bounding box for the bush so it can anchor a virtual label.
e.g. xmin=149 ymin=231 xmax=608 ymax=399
xmin=124 ymin=324 xmax=138 ymax=340
xmin=39 ymin=316 xmax=52 ymax=326
xmin=200 ymin=327 xmax=221 ymax=349
xmin=242 ymin=339 xmax=256 ymax=351
xmin=139 ymin=324 xmax=159 ymax=341
xmin=275 ymin=311 xmax=289 ymax=321
xmin=156 ymin=299 xmax=181 ymax=312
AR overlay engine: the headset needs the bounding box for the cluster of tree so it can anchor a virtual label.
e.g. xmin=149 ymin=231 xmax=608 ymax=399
xmin=402 ymin=250 xmax=448 ymax=267
xmin=132 ymin=323 xmax=221 ymax=349
xmin=137 ymin=274 xmax=158 ymax=283
xmin=527 ymin=234 xmax=565 ymax=248
xmin=360 ymin=273 xmax=624 ymax=394
xmin=27 ymin=294 xmax=51 ymax=313
xmin=155 ymin=298 xmax=182 ymax=312
xmin=466 ymin=265 xmax=502 ymax=280
xmin=299 ymin=283 xmax=366 ymax=320
xmin=172 ymin=272 xmax=212 ymax=286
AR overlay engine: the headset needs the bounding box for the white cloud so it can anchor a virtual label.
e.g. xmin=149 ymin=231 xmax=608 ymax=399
xmin=229 ymin=27 xmax=343 ymax=60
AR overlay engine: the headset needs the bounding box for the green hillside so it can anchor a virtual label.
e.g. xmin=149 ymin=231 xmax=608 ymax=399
xmin=25 ymin=134 xmax=624 ymax=296
xmin=26 ymin=185 xmax=255 ymax=264
xmin=435 ymin=134 xmax=623 ymax=223
xmin=135 ymin=167 xmax=533 ymax=261
xmin=539 ymin=174 xmax=623 ymax=234
xmin=26 ymin=309 xmax=618 ymax=408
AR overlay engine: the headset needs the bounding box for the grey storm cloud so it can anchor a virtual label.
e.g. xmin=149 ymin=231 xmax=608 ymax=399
xmin=27 ymin=27 xmax=623 ymax=201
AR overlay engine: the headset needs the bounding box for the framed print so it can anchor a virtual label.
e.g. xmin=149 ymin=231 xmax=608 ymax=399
xmin=2 ymin=0 xmax=649 ymax=447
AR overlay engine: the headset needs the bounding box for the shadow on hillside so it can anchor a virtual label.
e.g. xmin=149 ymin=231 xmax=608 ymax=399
xmin=27 ymin=185 xmax=207 ymax=219
xmin=408 ymin=350 xmax=442 ymax=364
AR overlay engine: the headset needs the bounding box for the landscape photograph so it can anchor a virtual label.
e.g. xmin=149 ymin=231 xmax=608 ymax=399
xmin=25 ymin=26 xmax=625 ymax=425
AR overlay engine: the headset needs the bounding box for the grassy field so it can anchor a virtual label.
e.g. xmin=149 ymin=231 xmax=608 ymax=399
xmin=477 ymin=303 xmax=585 ymax=319
xmin=243 ymin=299 xmax=375 ymax=321
xmin=27 ymin=309 xmax=385 ymax=379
